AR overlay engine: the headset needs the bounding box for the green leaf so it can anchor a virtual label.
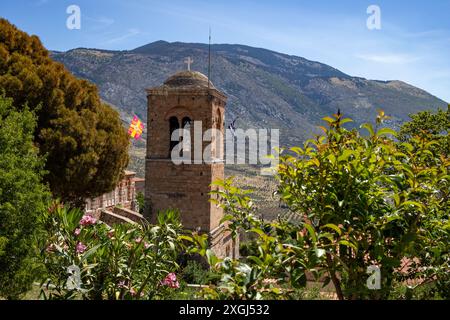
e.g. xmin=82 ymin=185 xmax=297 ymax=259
xmin=81 ymin=244 xmax=101 ymax=261
xmin=206 ymin=249 xmax=219 ymax=266
xmin=249 ymin=228 xmax=266 ymax=237
xmin=401 ymin=142 xmax=414 ymax=152
xmin=401 ymin=201 xmax=425 ymax=213
xmin=393 ymin=194 xmax=400 ymax=207
xmin=361 ymin=123 xmax=375 ymax=137
xmin=339 ymin=240 xmax=357 ymax=251
xmin=387 ymin=214 xmax=401 ymax=222
xmin=311 ymin=158 xmax=320 ymax=167
xmin=340 ymin=118 xmax=353 ymax=125
xmin=322 ymin=117 xmax=335 ymax=124
xmin=303 ymin=224 xmax=317 ymax=243
xmin=318 ymin=232 xmax=334 ymax=241
xmin=290 ymin=147 xmax=303 ymax=155
xmin=220 ymin=214 xmax=234 ymax=224
xmin=247 ymin=256 xmax=264 ymax=266
xmin=338 ymin=149 xmax=354 ymax=162
xmin=377 ymin=128 xmax=397 ymax=137
xmin=322 ymin=223 xmax=342 ymax=236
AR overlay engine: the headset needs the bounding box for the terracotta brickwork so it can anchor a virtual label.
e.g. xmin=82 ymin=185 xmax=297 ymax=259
xmin=145 ymin=71 xmax=238 ymax=258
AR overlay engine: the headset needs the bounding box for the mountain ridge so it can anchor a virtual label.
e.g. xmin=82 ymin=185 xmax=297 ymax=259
xmin=52 ymin=40 xmax=447 ymax=148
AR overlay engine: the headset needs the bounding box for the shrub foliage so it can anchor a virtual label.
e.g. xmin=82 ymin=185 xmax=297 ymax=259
xmin=0 ymin=96 xmax=49 ymax=299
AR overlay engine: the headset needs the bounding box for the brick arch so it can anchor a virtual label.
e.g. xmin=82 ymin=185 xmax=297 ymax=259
xmin=164 ymin=106 xmax=194 ymax=123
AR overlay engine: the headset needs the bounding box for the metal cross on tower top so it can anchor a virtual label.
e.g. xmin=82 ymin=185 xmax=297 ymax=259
xmin=184 ymin=57 xmax=193 ymax=71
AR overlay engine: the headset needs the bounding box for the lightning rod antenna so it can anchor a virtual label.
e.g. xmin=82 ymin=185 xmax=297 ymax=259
xmin=208 ymin=27 xmax=211 ymax=90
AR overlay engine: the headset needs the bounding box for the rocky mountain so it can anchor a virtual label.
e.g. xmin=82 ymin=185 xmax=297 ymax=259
xmin=52 ymin=40 xmax=447 ymax=148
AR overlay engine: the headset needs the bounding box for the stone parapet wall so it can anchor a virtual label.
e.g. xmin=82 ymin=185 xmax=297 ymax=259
xmin=209 ymin=223 xmax=239 ymax=259
xmin=112 ymin=207 xmax=147 ymax=224
xmin=100 ymin=210 xmax=137 ymax=225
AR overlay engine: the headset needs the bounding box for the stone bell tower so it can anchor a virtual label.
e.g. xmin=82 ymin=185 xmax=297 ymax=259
xmin=145 ymin=69 xmax=238 ymax=258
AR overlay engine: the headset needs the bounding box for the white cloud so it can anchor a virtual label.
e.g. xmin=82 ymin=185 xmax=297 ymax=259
xmin=84 ymin=16 xmax=115 ymax=30
xmin=94 ymin=17 xmax=115 ymax=27
xmin=355 ymin=53 xmax=420 ymax=65
xmin=101 ymin=28 xmax=141 ymax=45
xmin=35 ymin=0 xmax=49 ymax=6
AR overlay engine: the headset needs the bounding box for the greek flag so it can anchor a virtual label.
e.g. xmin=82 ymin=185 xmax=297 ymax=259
xmin=228 ymin=117 xmax=238 ymax=137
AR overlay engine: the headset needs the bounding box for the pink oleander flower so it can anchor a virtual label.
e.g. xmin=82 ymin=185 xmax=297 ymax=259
xmin=144 ymin=242 xmax=150 ymax=249
xmin=79 ymin=214 xmax=97 ymax=226
xmin=76 ymin=242 xmax=87 ymax=254
xmin=167 ymin=273 xmax=177 ymax=282
xmin=135 ymin=237 xmax=142 ymax=244
xmin=170 ymin=281 xmax=180 ymax=289
xmin=74 ymin=228 xmax=81 ymax=236
xmin=161 ymin=273 xmax=179 ymax=289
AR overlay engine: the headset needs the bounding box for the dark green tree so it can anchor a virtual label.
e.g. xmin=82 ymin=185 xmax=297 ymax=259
xmin=0 ymin=19 xmax=129 ymax=206
xmin=0 ymin=95 xmax=50 ymax=299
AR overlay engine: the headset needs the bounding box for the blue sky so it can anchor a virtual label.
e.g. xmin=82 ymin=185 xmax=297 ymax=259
xmin=1 ymin=0 xmax=450 ymax=102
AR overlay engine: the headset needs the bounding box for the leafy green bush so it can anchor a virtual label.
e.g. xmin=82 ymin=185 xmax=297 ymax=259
xmin=0 ymin=95 xmax=50 ymax=299
xmin=180 ymin=260 xmax=220 ymax=285
xmin=181 ymin=181 xmax=310 ymax=300
xmin=388 ymin=281 xmax=445 ymax=300
xmin=187 ymin=111 xmax=449 ymax=300
xmin=38 ymin=204 xmax=187 ymax=300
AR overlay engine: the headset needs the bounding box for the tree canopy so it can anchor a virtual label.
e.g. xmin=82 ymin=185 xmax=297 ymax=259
xmin=0 ymin=19 xmax=129 ymax=205
xmin=399 ymin=106 xmax=450 ymax=157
